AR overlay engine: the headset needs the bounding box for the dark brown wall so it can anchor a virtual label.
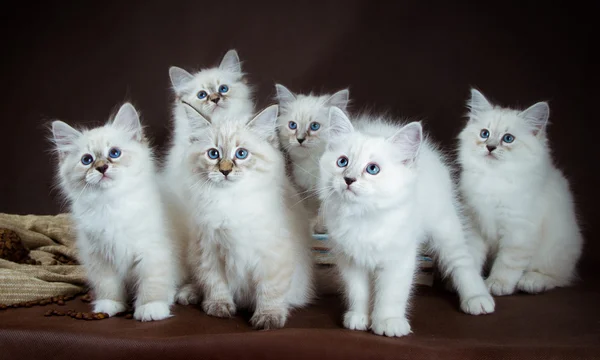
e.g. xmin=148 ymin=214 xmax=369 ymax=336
xmin=1 ymin=1 xmax=597 ymax=271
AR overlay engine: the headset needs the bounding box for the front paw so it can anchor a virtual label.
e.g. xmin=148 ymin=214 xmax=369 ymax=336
xmin=343 ymin=311 xmax=369 ymax=331
xmin=486 ymin=276 xmax=517 ymax=296
xmin=93 ymin=299 xmax=127 ymax=316
xmin=202 ymin=299 xmax=236 ymax=318
xmin=371 ymin=317 xmax=412 ymax=337
xmin=517 ymin=271 xmax=557 ymax=294
xmin=134 ymin=301 xmax=171 ymax=322
xmin=250 ymin=308 xmax=288 ymax=330
xmin=175 ymin=284 xmax=200 ymax=305
xmin=461 ymin=294 xmax=495 ymax=315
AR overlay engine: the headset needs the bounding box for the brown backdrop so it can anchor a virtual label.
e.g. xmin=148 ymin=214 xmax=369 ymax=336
xmin=1 ymin=1 xmax=597 ymax=273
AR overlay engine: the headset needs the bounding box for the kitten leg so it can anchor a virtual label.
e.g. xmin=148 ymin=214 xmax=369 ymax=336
xmin=196 ymin=242 xmax=236 ymax=318
xmin=431 ymin=217 xmax=495 ymax=315
xmin=175 ymin=283 xmax=200 ymax=305
xmin=133 ymin=249 xmax=175 ymax=322
xmin=486 ymin=230 xmax=534 ymax=296
xmin=337 ymin=257 xmax=370 ymax=331
xmin=250 ymin=260 xmax=294 ymax=330
xmin=370 ymin=245 xmax=417 ymax=338
xmin=517 ymin=271 xmax=559 ymax=294
xmin=86 ymin=257 xmax=127 ymax=316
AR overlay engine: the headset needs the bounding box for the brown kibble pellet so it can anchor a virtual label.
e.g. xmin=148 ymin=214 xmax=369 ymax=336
xmin=75 ymin=313 xmax=83 ymax=319
xmin=57 ymin=300 xmax=65 ymax=306
xmin=0 ymin=304 xmax=7 ymax=310
xmin=44 ymin=310 xmax=53 ymax=317
xmin=95 ymin=313 xmax=108 ymax=320
xmin=125 ymin=314 xmax=133 ymax=319
xmin=55 ymin=311 xmax=65 ymax=316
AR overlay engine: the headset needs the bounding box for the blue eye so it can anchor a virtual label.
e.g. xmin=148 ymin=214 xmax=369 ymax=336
xmin=235 ymin=148 xmax=248 ymax=159
xmin=197 ymin=91 xmax=208 ymax=99
xmin=310 ymin=122 xmax=321 ymax=131
xmin=289 ymin=121 xmax=297 ymax=130
xmin=503 ymin=133 xmax=515 ymax=143
xmin=207 ymin=148 xmax=220 ymax=159
xmin=337 ymin=156 xmax=348 ymax=168
xmin=108 ymin=147 xmax=121 ymax=159
xmin=81 ymin=154 xmax=94 ymax=165
xmin=480 ymin=129 xmax=490 ymax=139
xmin=366 ymin=163 xmax=380 ymax=175
xmin=219 ymin=85 xmax=229 ymax=94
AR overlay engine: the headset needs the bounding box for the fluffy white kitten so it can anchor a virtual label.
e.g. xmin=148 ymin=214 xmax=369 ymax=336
xmin=319 ymin=109 xmax=495 ymax=337
xmin=163 ymin=50 xmax=255 ymax=303
xmin=459 ymin=89 xmax=583 ymax=296
xmin=51 ymin=103 xmax=177 ymax=321
xmin=275 ymin=84 xmax=349 ymax=233
xmin=182 ymin=103 xmax=314 ymax=329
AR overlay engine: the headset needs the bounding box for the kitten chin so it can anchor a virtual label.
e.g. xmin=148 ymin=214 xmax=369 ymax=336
xmin=458 ymin=89 xmax=583 ymax=296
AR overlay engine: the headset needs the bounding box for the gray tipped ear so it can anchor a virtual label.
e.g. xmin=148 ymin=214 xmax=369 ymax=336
xmin=275 ymin=84 xmax=296 ymax=107
xmin=247 ymin=105 xmax=278 ymax=141
xmin=219 ymin=49 xmax=241 ymax=73
xmin=52 ymin=120 xmax=82 ymax=153
xmin=388 ymin=122 xmax=423 ymax=163
xmin=169 ymin=66 xmax=194 ymax=93
xmin=182 ymin=102 xmax=212 ymax=136
xmin=468 ymin=88 xmax=493 ymax=121
xmin=326 ymin=89 xmax=350 ymax=111
xmin=519 ymin=101 xmax=549 ymax=135
xmin=113 ymin=103 xmax=143 ymax=141
xmin=327 ymin=107 xmax=354 ymax=142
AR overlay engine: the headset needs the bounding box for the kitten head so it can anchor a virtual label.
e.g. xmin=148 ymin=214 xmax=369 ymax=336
xmin=319 ymin=108 xmax=422 ymax=209
xmin=459 ymin=88 xmax=550 ymax=167
xmin=184 ymin=103 xmax=281 ymax=187
xmin=51 ymin=103 xmax=151 ymax=195
xmin=275 ymin=84 xmax=349 ymax=156
xmin=169 ymin=49 xmax=252 ymax=118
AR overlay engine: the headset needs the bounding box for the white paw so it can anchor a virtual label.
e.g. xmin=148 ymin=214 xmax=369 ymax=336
xmin=343 ymin=311 xmax=369 ymax=331
xmin=134 ymin=301 xmax=172 ymax=322
xmin=486 ymin=276 xmax=517 ymax=296
xmin=176 ymin=284 xmax=200 ymax=305
xmin=93 ymin=299 xmax=127 ymax=316
xmin=371 ymin=317 xmax=412 ymax=337
xmin=250 ymin=308 xmax=288 ymax=330
xmin=461 ymin=294 xmax=495 ymax=315
xmin=202 ymin=299 xmax=236 ymax=318
xmin=517 ymin=272 xmax=557 ymax=294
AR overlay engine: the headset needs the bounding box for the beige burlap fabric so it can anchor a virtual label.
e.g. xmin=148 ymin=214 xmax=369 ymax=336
xmin=0 ymin=213 xmax=86 ymax=305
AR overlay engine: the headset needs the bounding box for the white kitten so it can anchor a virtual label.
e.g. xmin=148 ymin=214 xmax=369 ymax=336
xmin=275 ymin=84 xmax=349 ymax=233
xmin=458 ymin=89 xmax=583 ymax=296
xmin=182 ymin=103 xmax=314 ymax=330
xmin=319 ymin=109 xmax=494 ymax=337
xmin=163 ymin=50 xmax=255 ymax=303
xmin=51 ymin=103 xmax=177 ymax=321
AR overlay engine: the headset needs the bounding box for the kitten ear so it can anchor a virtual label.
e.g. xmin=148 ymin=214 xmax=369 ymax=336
xmin=519 ymin=101 xmax=549 ymax=135
xmin=247 ymin=105 xmax=279 ymax=141
xmin=182 ymin=102 xmax=212 ymax=136
xmin=275 ymin=84 xmax=296 ymax=108
xmin=51 ymin=120 xmax=82 ymax=153
xmin=326 ymin=89 xmax=350 ymax=111
xmin=219 ymin=49 xmax=241 ymax=73
xmin=327 ymin=107 xmax=354 ymax=143
xmin=169 ymin=66 xmax=194 ymax=93
xmin=112 ymin=103 xmax=143 ymax=141
xmin=388 ymin=122 xmax=423 ymax=164
xmin=468 ymin=88 xmax=493 ymax=121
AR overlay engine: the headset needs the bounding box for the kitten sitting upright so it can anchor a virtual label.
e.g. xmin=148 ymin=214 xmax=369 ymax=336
xmin=275 ymin=84 xmax=349 ymax=233
xmin=458 ymin=89 xmax=583 ymax=296
xmin=319 ymin=109 xmax=494 ymax=337
xmin=51 ymin=103 xmax=177 ymax=321
xmin=182 ymin=103 xmax=314 ymax=330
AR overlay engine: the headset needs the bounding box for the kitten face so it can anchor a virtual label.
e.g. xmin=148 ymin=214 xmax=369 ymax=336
xmin=275 ymin=84 xmax=349 ymax=156
xmin=52 ymin=103 xmax=148 ymax=193
xmin=459 ymin=89 xmax=550 ymax=166
xmin=184 ymin=104 xmax=279 ymax=187
xmin=170 ymin=50 xmax=251 ymax=118
xmin=319 ymin=109 xmax=421 ymax=207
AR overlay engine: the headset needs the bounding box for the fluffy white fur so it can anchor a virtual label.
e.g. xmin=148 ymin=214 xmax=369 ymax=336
xmin=275 ymin=84 xmax=349 ymax=233
xmin=182 ymin=104 xmax=314 ymax=329
xmin=162 ymin=50 xmax=255 ymax=302
xmin=51 ymin=103 xmax=177 ymax=321
xmin=459 ymin=89 xmax=583 ymax=296
xmin=319 ymin=108 xmax=494 ymax=337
